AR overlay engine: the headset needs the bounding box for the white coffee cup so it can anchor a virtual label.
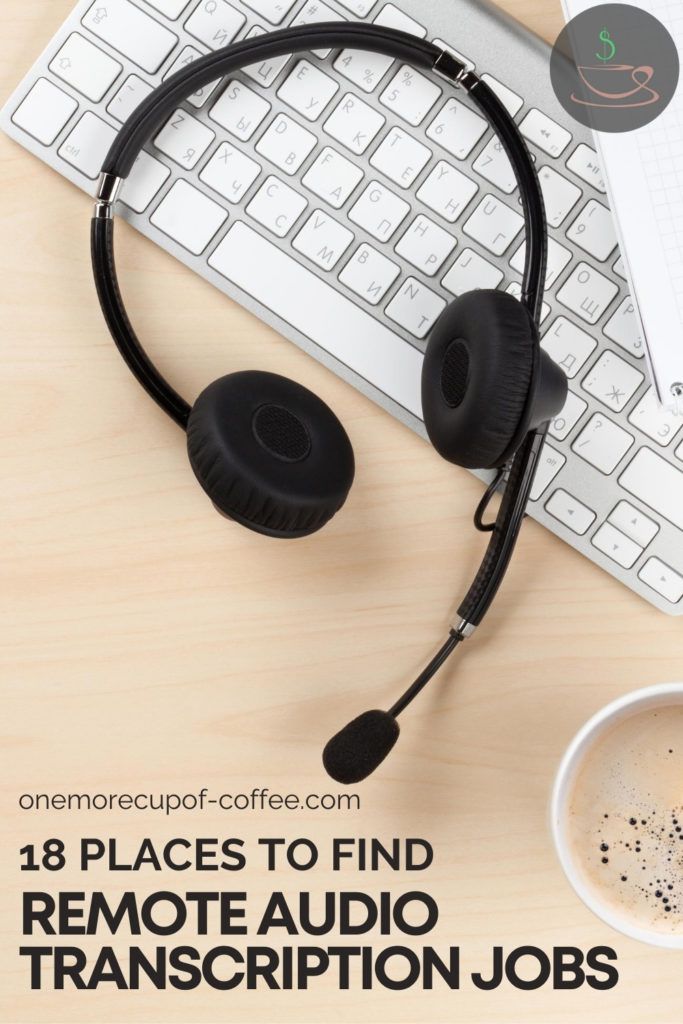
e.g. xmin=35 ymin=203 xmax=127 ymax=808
xmin=551 ymin=682 xmax=683 ymax=949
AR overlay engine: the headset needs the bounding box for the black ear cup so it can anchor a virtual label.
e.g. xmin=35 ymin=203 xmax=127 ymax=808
xmin=187 ymin=371 xmax=355 ymax=538
xmin=422 ymin=290 xmax=554 ymax=470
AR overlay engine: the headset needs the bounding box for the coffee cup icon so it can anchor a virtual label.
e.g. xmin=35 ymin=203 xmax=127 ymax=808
xmin=572 ymin=63 xmax=659 ymax=107
xmin=551 ymin=7 xmax=679 ymax=133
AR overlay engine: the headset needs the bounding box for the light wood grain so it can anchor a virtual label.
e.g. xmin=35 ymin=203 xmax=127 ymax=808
xmin=2 ymin=2 xmax=683 ymax=1022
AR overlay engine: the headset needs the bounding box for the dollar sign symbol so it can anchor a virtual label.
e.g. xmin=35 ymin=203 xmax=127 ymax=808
xmin=596 ymin=28 xmax=616 ymax=62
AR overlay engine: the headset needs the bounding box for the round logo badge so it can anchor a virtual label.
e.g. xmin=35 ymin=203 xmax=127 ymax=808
xmin=550 ymin=3 xmax=679 ymax=132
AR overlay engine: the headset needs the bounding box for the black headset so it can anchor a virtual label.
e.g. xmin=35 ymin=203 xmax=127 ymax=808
xmin=91 ymin=23 xmax=567 ymax=785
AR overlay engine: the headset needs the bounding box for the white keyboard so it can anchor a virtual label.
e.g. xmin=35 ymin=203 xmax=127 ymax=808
xmin=3 ymin=0 xmax=683 ymax=614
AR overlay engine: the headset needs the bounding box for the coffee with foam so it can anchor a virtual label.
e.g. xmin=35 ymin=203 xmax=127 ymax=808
xmin=566 ymin=705 xmax=683 ymax=935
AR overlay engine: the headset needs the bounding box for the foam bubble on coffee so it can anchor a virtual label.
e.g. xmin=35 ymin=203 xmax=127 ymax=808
xmin=567 ymin=705 xmax=683 ymax=933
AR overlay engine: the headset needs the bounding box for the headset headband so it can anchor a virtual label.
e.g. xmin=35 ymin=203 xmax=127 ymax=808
xmin=90 ymin=22 xmax=549 ymax=635
xmin=97 ymin=25 xmax=546 ymax=312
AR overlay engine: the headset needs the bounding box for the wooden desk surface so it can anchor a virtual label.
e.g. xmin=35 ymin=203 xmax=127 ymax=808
xmin=2 ymin=3 xmax=682 ymax=1022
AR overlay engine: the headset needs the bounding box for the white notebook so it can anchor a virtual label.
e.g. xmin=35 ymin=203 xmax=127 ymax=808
xmin=562 ymin=0 xmax=683 ymax=412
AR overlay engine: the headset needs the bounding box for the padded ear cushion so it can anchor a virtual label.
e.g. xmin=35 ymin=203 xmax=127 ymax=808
xmin=421 ymin=290 xmax=538 ymax=469
xmin=187 ymin=371 xmax=355 ymax=539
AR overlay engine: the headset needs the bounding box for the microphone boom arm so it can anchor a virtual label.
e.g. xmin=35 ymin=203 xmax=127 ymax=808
xmin=389 ymin=631 xmax=463 ymax=719
xmin=388 ymin=426 xmax=547 ymax=719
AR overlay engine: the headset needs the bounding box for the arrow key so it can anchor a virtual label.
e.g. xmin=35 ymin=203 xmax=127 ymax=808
xmin=608 ymin=500 xmax=659 ymax=547
xmin=639 ymin=558 xmax=683 ymax=604
xmin=592 ymin=522 xmax=643 ymax=569
xmin=545 ymin=488 xmax=596 ymax=535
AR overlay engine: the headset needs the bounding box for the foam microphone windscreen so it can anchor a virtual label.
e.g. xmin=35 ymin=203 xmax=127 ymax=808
xmin=323 ymin=710 xmax=400 ymax=784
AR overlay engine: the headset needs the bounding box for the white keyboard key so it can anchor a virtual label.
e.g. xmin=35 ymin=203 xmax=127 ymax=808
xmin=143 ymin=0 xmax=191 ymax=17
xmin=242 ymin=0 xmax=299 ymax=24
xmin=505 ymin=282 xmax=551 ymax=322
xmin=370 ymin=127 xmax=431 ymax=188
xmin=619 ymin=447 xmax=683 ymax=530
xmin=185 ymin=79 xmax=221 ymax=111
xmin=480 ymin=74 xmax=523 ymax=117
xmin=542 ymin=316 xmax=597 ymax=378
xmin=582 ymin=350 xmax=644 ymax=413
xmin=302 ymin=147 xmax=363 ymax=209
xmin=199 ymin=142 xmax=261 ymax=203
xmin=538 ymin=165 xmax=581 ymax=228
xmin=395 ymin=215 xmax=456 ymax=276
xmin=510 ymin=236 xmax=571 ymax=289
xmin=278 ymin=61 xmax=339 ymax=121
xmin=107 ymin=74 xmax=153 ymax=123
xmin=336 ymin=0 xmax=378 ymax=13
xmin=348 ymin=180 xmax=410 ymax=242
xmin=333 ymin=3 xmax=423 ymax=92
xmin=184 ymin=0 xmax=245 ymax=51
xmin=339 ymin=243 xmax=399 ymax=304
xmin=380 ymin=65 xmax=441 ymax=126
xmin=566 ymin=199 xmax=617 ymax=262
xmin=427 ymin=98 xmax=487 ymax=160
xmin=548 ymin=390 xmax=587 ymax=441
xmin=210 ymin=81 xmax=270 ymax=141
xmin=613 ymin=255 xmax=626 ymax=278
xmin=608 ymin=501 xmax=659 ymax=548
xmin=374 ymin=4 xmax=426 ymax=35
xmin=639 ymin=558 xmax=683 ymax=604
xmin=58 ymin=110 xmax=117 ymax=179
xmin=293 ymin=209 xmax=354 ymax=270
xmin=246 ymin=175 xmax=307 ymax=237
xmin=604 ymin=296 xmax=644 ymax=358
xmin=520 ymin=108 xmax=571 ymax=158
xmin=417 ymin=161 xmax=477 ymax=223
xmin=545 ymin=489 xmax=595 ymax=535
xmin=386 ymin=277 xmax=446 ymax=339
xmin=442 ymin=248 xmax=503 ymax=296
xmin=678 ymin=439 xmax=683 ymax=463
xmin=256 ymin=114 xmax=316 ymax=175
xmin=242 ymin=25 xmax=291 ymax=86
xmin=82 ymin=0 xmax=177 ymax=74
xmin=120 ymin=150 xmax=170 ymax=212
xmin=163 ymin=47 xmax=220 ymax=109
xmin=473 ymin=136 xmax=516 ymax=194
xmin=209 ymin=222 xmax=423 ymax=415
xmin=290 ymin=2 xmax=346 ymax=59
xmin=628 ymin=388 xmax=683 ymax=447
xmin=556 ymin=262 xmax=618 ymax=325
xmin=566 ymin=143 xmax=605 ymax=192
xmin=463 ymin=194 xmax=524 ymax=256
xmin=154 ymin=108 xmax=214 ymax=169
xmin=324 ymin=93 xmax=385 ymax=155
xmin=12 ymin=78 xmax=77 ymax=146
xmin=50 ymin=32 xmax=121 ymax=103
xmin=573 ymin=414 xmax=633 ymax=474
xmin=150 ymin=179 xmax=228 ymax=255
xmin=530 ymin=444 xmax=566 ymax=501
xmin=334 ymin=48 xmax=394 ymax=94
xmin=592 ymin=523 xmax=642 ymax=569
xmin=143 ymin=0 xmax=188 ymax=14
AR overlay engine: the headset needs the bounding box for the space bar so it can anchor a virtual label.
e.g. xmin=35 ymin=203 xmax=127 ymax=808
xmin=208 ymin=222 xmax=424 ymax=417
